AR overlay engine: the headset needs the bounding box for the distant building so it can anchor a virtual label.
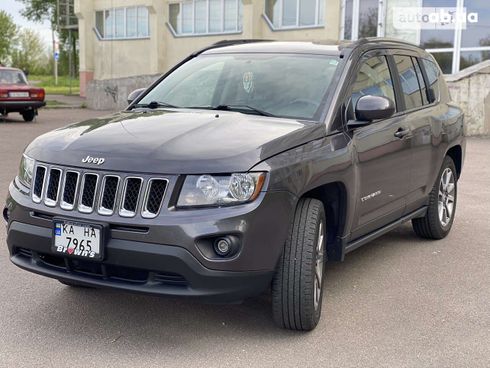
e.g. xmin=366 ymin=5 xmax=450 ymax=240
xmin=75 ymin=0 xmax=490 ymax=110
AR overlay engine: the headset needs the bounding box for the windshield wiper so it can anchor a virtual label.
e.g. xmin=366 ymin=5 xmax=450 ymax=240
xmin=133 ymin=101 xmax=178 ymax=109
xmin=186 ymin=104 xmax=276 ymax=117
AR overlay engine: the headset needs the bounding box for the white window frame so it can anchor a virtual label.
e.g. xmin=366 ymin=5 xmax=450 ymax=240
xmin=168 ymin=0 xmax=243 ymax=37
xmin=94 ymin=6 xmax=150 ymax=40
xmin=264 ymin=0 xmax=325 ymax=30
xmin=424 ymin=0 xmax=490 ymax=74
xmin=342 ymin=0 xmax=490 ymax=74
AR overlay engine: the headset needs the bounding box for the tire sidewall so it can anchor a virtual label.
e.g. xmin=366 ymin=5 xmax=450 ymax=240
xmin=432 ymin=157 xmax=458 ymax=236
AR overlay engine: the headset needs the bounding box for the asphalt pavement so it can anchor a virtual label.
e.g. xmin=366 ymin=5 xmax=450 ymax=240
xmin=0 ymin=109 xmax=489 ymax=367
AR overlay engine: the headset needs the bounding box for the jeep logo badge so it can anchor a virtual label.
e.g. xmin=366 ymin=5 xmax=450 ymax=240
xmin=82 ymin=155 xmax=105 ymax=165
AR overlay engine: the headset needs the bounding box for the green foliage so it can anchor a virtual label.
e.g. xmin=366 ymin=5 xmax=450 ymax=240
xmin=0 ymin=11 xmax=18 ymax=65
xmin=17 ymin=0 xmax=56 ymax=24
xmin=29 ymin=74 xmax=80 ymax=95
xmin=11 ymin=29 xmax=48 ymax=74
xmin=16 ymin=0 xmax=79 ymax=77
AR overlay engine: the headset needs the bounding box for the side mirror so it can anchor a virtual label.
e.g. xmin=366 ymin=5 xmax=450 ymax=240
xmin=348 ymin=95 xmax=395 ymax=128
xmin=127 ymin=88 xmax=146 ymax=105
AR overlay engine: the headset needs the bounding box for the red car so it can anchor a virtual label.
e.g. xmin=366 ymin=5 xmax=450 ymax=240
xmin=0 ymin=67 xmax=45 ymax=122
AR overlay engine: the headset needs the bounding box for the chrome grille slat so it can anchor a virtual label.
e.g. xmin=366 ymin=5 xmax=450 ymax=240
xmin=78 ymin=173 xmax=99 ymax=213
xmin=60 ymin=171 xmax=79 ymax=210
xmin=44 ymin=168 xmax=62 ymax=207
xmin=30 ymin=165 xmax=167 ymax=218
xmin=32 ymin=166 xmax=47 ymax=203
xmin=98 ymin=175 xmax=120 ymax=216
xmin=120 ymin=177 xmax=143 ymax=218
xmin=142 ymin=179 xmax=168 ymax=219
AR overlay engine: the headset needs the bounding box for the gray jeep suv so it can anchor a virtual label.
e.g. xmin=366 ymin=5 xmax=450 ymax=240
xmin=4 ymin=39 xmax=465 ymax=331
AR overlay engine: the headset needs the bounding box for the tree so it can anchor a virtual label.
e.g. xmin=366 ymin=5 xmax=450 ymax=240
xmin=0 ymin=11 xmax=18 ymax=65
xmin=17 ymin=0 xmax=55 ymax=24
xmin=11 ymin=29 xmax=46 ymax=74
xmin=16 ymin=0 xmax=79 ymax=76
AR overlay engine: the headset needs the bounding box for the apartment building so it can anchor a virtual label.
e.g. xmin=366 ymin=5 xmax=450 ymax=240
xmin=75 ymin=0 xmax=490 ymax=111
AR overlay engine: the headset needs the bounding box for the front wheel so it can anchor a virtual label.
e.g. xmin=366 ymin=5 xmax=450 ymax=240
xmin=272 ymin=198 xmax=326 ymax=331
xmin=21 ymin=109 xmax=36 ymax=122
xmin=412 ymin=156 xmax=458 ymax=239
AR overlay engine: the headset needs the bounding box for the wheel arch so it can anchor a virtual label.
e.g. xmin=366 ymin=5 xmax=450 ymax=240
xmin=446 ymin=145 xmax=462 ymax=179
xmin=300 ymin=181 xmax=348 ymax=262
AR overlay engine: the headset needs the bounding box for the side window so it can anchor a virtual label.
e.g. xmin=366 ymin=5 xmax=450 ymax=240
xmin=421 ymin=58 xmax=441 ymax=102
xmin=393 ymin=55 xmax=423 ymax=110
xmin=412 ymin=57 xmax=429 ymax=105
xmin=350 ymin=55 xmax=396 ymax=119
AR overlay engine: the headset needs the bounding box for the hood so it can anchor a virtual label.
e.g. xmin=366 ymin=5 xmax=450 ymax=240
xmin=25 ymin=109 xmax=325 ymax=174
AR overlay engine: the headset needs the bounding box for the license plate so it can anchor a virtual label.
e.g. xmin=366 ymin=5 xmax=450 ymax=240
xmin=52 ymin=221 xmax=103 ymax=260
xmin=9 ymin=92 xmax=29 ymax=98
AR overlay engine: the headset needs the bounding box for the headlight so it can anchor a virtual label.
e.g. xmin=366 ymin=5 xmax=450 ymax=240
xmin=177 ymin=172 xmax=266 ymax=207
xmin=18 ymin=154 xmax=35 ymax=187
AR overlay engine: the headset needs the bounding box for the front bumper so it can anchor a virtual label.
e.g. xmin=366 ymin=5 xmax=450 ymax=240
xmin=0 ymin=100 xmax=46 ymax=113
xmin=8 ymin=222 xmax=273 ymax=302
xmin=5 ymin=181 xmax=294 ymax=302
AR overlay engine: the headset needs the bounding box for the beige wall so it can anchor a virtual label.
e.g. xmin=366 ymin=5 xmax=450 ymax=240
xmin=446 ymin=60 xmax=490 ymax=136
xmin=76 ymin=0 xmax=342 ymax=83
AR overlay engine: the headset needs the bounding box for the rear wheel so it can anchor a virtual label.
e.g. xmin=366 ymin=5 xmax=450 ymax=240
xmin=272 ymin=198 xmax=326 ymax=331
xmin=412 ymin=156 xmax=458 ymax=239
xmin=21 ymin=109 xmax=36 ymax=122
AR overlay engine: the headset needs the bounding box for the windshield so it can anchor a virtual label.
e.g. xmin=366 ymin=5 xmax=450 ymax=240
xmin=0 ymin=70 xmax=28 ymax=85
xmin=138 ymin=53 xmax=340 ymax=120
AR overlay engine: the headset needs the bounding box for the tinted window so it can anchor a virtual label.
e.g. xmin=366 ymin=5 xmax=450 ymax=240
xmin=421 ymin=58 xmax=441 ymax=102
xmin=394 ymin=55 xmax=423 ymax=110
xmin=351 ymin=56 xmax=396 ymax=117
xmin=412 ymin=57 xmax=429 ymax=105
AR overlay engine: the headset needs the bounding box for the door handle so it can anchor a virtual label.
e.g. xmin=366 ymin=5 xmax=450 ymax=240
xmin=394 ymin=128 xmax=410 ymax=139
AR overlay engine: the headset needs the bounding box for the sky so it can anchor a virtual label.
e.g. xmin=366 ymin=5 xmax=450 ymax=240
xmin=1 ymin=0 xmax=53 ymax=50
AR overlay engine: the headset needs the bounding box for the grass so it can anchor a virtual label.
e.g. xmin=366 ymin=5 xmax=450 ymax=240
xmin=28 ymin=75 xmax=80 ymax=95
xmin=45 ymin=100 xmax=67 ymax=107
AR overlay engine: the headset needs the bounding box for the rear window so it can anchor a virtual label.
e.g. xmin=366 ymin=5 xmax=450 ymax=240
xmin=412 ymin=57 xmax=429 ymax=105
xmin=393 ymin=55 xmax=424 ymax=110
xmin=421 ymin=58 xmax=441 ymax=102
xmin=0 ymin=70 xmax=28 ymax=85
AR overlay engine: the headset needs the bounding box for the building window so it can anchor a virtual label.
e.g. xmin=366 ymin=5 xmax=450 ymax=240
xmin=168 ymin=0 xmax=243 ymax=36
xmin=95 ymin=6 xmax=149 ymax=40
xmin=380 ymin=0 xmax=490 ymax=74
xmin=264 ymin=0 xmax=325 ymax=30
xmin=342 ymin=0 xmax=378 ymax=40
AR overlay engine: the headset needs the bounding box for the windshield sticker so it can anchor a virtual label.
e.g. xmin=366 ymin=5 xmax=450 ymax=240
xmin=329 ymin=60 xmax=339 ymax=66
xmin=242 ymin=72 xmax=254 ymax=94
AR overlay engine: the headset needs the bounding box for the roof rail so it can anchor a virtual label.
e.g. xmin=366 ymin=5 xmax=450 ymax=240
xmin=191 ymin=39 xmax=274 ymax=56
xmin=353 ymin=37 xmax=419 ymax=48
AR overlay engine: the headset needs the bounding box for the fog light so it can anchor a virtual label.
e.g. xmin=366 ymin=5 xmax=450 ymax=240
xmin=214 ymin=238 xmax=232 ymax=257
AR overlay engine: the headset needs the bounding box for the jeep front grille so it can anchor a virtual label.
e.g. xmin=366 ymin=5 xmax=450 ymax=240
xmin=31 ymin=165 xmax=168 ymax=218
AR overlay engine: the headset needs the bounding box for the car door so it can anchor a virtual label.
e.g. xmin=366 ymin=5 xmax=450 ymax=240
xmin=347 ymin=51 xmax=412 ymax=240
xmin=389 ymin=53 xmax=437 ymax=214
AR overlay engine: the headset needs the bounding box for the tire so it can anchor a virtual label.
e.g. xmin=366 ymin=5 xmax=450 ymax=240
xmin=58 ymin=280 xmax=94 ymax=288
xmin=412 ymin=156 xmax=458 ymax=239
xmin=272 ymin=198 xmax=327 ymax=331
xmin=21 ymin=110 xmax=36 ymax=122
